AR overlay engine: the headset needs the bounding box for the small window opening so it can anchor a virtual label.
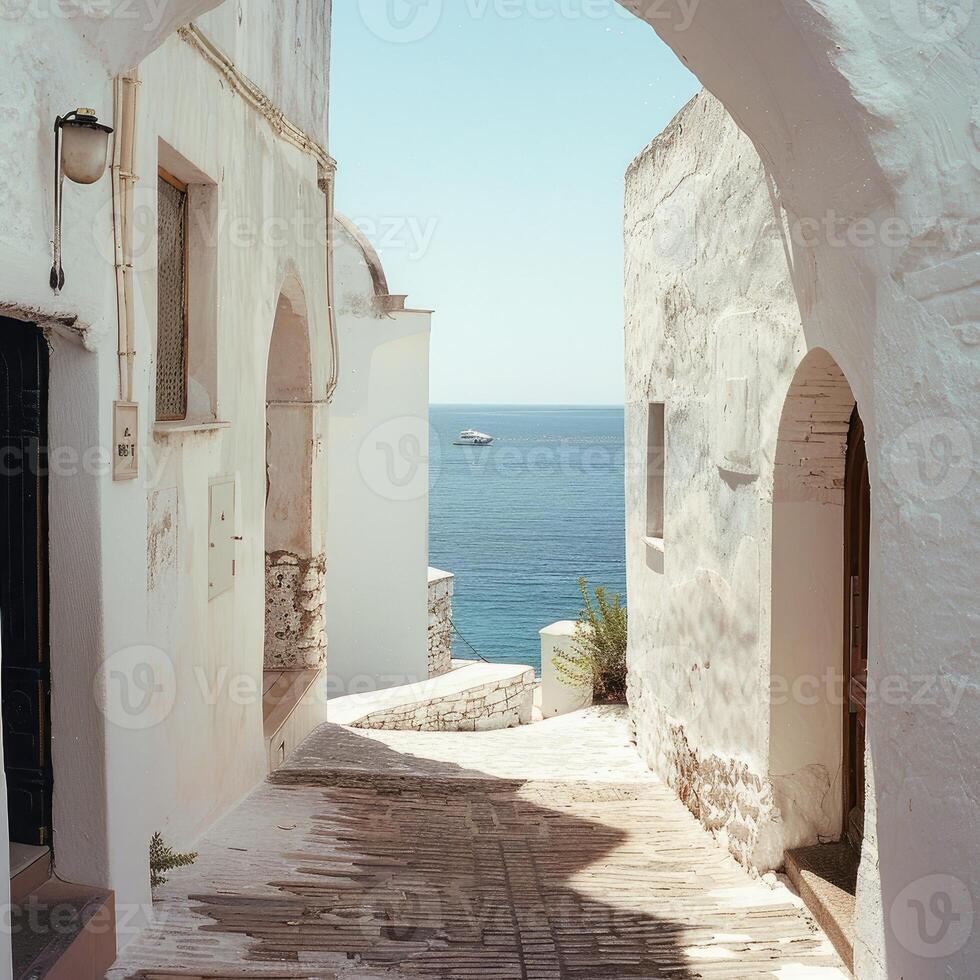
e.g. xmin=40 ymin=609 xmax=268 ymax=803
xmin=646 ymin=402 xmax=666 ymax=540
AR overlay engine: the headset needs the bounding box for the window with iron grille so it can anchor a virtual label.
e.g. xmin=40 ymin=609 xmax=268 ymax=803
xmin=156 ymin=172 xmax=188 ymax=420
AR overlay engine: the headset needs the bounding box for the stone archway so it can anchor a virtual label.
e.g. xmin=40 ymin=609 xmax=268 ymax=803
xmin=264 ymin=276 xmax=326 ymax=672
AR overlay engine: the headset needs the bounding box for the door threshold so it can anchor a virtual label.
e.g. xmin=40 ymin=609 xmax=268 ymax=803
xmin=785 ymin=841 xmax=859 ymax=973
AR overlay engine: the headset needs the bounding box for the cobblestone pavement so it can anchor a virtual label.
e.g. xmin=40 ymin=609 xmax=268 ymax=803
xmin=110 ymin=708 xmax=846 ymax=979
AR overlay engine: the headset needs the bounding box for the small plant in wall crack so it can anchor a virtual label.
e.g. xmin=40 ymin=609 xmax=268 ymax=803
xmin=149 ymin=831 xmax=198 ymax=889
xmin=553 ymin=577 xmax=628 ymax=703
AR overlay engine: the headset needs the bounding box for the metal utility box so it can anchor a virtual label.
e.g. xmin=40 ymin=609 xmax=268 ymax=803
xmin=208 ymin=478 xmax=236 ymax=600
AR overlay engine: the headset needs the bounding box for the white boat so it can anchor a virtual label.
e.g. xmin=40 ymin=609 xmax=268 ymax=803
xmin=453 ymin=428 xmax=494 ymax=446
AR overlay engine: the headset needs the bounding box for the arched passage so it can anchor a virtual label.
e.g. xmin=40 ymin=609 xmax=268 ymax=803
xmin=769 ymin=348 xmax=868 ymax=853
xmin=264 ymin=277 xmax=326 ymax=671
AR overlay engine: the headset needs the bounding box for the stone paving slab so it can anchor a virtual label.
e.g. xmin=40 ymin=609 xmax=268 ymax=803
xmin=110 ymin=708 xmax=847 ymax=980
xmin=282 ymin=706 xmax=655 ymax=785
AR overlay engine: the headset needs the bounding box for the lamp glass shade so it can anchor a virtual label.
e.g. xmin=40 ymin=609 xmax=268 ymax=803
xmin=61 ymin=120 xmax=111 ymax=184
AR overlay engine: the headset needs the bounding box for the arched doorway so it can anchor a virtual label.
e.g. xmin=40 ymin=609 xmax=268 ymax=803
xmin=843 ymin=406 xmax=870 ymax=849
xmin=264 ymin=278 xmax=326 ymax=673
xmin=769 ymin=348 xmax=868 ymax=851
xmin=769 ymin=348 xmax=872 ymax=968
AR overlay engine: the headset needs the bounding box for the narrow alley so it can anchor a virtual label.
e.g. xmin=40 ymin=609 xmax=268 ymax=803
xmin=111 ymin=708 xmax=845 ymax=979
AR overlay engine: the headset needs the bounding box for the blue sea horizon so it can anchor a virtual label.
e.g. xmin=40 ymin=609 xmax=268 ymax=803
xmin=429 ymin=404 xmax=627 ymax=675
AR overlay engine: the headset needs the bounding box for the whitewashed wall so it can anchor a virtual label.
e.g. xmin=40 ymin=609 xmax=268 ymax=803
xmin=627 ymin=90 xmax=828 ymax=863
xmin=0 ymin=0 xmax=333 ymax=953
xmin=195 ymin=0 xmax=331 ymax=150
xmin=326 ymin=217 xmax=432 ymax=695
xmin=625 ymin=81 xmax=978 ymax=979
xmin=623 ymin=4 xmax=979 ymax=976
xmin=131 ymin=15 xmax=332 ymax=867
xmin=0 ymin=0 xmax=221 ymax=961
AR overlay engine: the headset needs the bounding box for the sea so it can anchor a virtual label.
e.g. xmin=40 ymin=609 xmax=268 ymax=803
xmin=429 ymin=405 xmax=627 ymax=674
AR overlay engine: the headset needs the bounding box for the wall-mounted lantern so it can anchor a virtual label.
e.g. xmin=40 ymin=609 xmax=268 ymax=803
xmin=50 ymin=108 xmax=113 ymax=294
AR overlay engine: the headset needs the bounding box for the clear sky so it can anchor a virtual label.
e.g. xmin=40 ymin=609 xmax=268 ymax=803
xmin=329 ymin=1 xmax=699 ymax=405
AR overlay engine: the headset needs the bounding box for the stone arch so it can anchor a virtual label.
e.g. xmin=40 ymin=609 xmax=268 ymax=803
xmin=768 ymin=348 xmax=859 ymax=854
xmin=264 ymin=274 xmax=326 ymax=671
xmin=267 ymin=275 xmax=314 ymax=405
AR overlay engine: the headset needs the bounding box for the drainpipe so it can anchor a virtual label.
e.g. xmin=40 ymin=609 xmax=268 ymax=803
xmin=111 ymin=70 xmax=139 ymax=403
xmin=320 ymin=162 xmax=340 ymax=402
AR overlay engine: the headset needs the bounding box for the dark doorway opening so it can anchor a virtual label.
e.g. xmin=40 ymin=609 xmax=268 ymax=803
xmin=843 ymin=406 xmax=870 ymax=850
xmin=0 ymin=316 xmax=52 ymax=849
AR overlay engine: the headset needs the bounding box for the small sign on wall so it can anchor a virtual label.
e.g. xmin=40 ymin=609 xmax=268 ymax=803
xmin=113 ymin=402 xmax=139 ymax=481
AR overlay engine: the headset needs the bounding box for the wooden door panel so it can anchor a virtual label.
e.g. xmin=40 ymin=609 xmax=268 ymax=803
xmin=843 ymin=407 xmax=870 ymax=850
xmin=0 ymin=316 xmax=51 ymax=847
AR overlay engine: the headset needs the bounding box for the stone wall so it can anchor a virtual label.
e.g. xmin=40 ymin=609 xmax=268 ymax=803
xmin=264 ymin=552 xmax=327 ymax=669
xmin=351 ymin=665 xmax=535 ymax=733
xmin=427 ymin=568 xmax=454 ymax=677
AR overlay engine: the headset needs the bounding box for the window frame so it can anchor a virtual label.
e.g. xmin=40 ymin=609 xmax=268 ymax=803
xmin=156 ymin=166 xmax=190 ymax=422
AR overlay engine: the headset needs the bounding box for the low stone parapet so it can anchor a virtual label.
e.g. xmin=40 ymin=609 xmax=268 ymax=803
xmin=328 ymin=660 xmax=534 ymax=732
xmin=427 ymin=567 xmax=454 ymax=677
xmin=540 ymin=621 xmax=593 ymax=718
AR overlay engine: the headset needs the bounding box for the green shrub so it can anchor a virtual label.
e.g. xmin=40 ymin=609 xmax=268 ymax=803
xmin=553 ymin=577 xmax=628 ymax=702
xmin=149 ymin=831 xmax=197 ymax=889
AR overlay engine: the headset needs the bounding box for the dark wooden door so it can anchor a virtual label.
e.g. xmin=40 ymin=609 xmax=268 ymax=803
xmin=843 ymin=406 xmax=870 ymax=850
xmin=0 ymin=316 xmax=52 ymax=846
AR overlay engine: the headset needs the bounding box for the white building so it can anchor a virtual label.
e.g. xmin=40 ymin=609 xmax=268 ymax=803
xmin=326 ymin=215 xmax=434 ymax=695
xmin=0 ymin=1 xmax=424 ymax=973
xmin=625 ymin=88 xmax=978 ymax=978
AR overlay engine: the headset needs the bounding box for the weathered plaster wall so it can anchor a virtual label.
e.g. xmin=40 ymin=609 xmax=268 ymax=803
xmin=0 ymin=0 xmax=223 ymax=958
xmin=195 ymin=0 xmax=331 ymax=150
xmin=0 ymin=1 xmax=221 ymax=339
xmin=133 ymin=22 xmax=333 ymax=864
xmin=0 ymin=0 xmax=334 ymax=961
xmin=619 ymin=6 xmax=979 ymax=973
xmin=625 ymin=67 xmax=978 ymax=977
xmin=326 ymin=217 xmax=431 ymax=695
xmin=0 ymin=0 xmax=975 ymax=974
xmin=427 ymin=568 xmax=454 ymax=678
xmin=626 ymin=92 xmax=804 ymax=868
xmin=0 ymin=7 xmax=333 ymax=941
